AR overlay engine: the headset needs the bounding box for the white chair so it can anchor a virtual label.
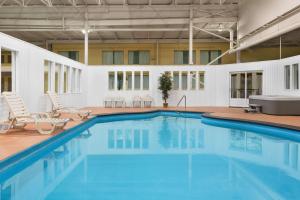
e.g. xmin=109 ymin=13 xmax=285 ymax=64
xmin=47 ymin=92 xmax=91 ymax=120
xmin=114 ymin=97 xmax=125 ymax=108
xmin=132 ymin=96 xmax=142 ymax=108
xmin=104 ymin=97 xmax=115 ymax=108
xmin=2 ymin=92 xmax=69 ymax=134
xmin=143 ymin=95 xmax=153 ymax=108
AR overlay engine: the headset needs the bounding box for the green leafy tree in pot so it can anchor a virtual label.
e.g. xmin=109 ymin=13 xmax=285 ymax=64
xmin=158 ymin=72 xmax=172 ymax=107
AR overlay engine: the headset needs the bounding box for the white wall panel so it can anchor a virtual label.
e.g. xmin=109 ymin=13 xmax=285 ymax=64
xmin=0 ymin=32 xmax=87 ymax=119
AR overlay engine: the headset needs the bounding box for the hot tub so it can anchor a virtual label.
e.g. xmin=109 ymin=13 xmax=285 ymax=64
xmin=249 ymin=95 xmax=300 ymax=115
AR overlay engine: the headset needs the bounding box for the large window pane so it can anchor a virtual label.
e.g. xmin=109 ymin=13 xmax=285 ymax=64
xmin=198 ymin=71 xmax=205 ymax=90
xmin=200 ymin=50 xmax=221 ymax=65
xmin=134 ymin=71 xmax=141 ymax=90
xmin=231 ymin=73 xmax=245 ymax=98
xmin=114 ymin=51 xmax=124 ymax=64
xmin=181 ymin=71 xmax=188 ymax=90
xmin=125 ymin=71 xmax=132 ymax=90
xmin=174 ymin=51 xmax=196 ymax=64
xmin=143 ymin=71 xmax=149 ymax=90
xmin=285 ymin=65 xmax=291 ymax=89
xmin=293 ymin=64 xmax=299 ymax=90
xmin=64 ymin=66 xmax=69 ymax=93
xmin=200 ymin=50 xmax=209 ymax=65
xmin=78 ymin=69 xmax=82 ymax=92
xmin=173 ymin=71 xmax=179 ymax=90
xmin=128 ymin=51 xmax=150 ymax=65
xmin=44 ymin=60 xmax=51 ymax=93
xmin=55 ymin=64 xmax=61 ymax=93
xmin=102 ymin=51 xmax=113 ymax=65
xmin=211 ymin=50 xmax=221 ymax=65
xmin=117 ymin=71 xmax=124 ymax=90
xmin=58 ymin=51 xmax=79 ymax=61
xmin=71 ymin=68 xmax=76 ymax=93
xmin=190 ymin=71 xmax=196 ymax=90
xmin=108 ymin=71 xmax=115 ymax=90
xmin=1 ymin=50 xmax=12 ymax=92
xmin=102 ymin=51 xmax=124 ymax=65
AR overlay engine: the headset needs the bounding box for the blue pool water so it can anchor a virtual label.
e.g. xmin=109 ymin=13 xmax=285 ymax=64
xmin=1 ymin=111 xmax=300 ymax=200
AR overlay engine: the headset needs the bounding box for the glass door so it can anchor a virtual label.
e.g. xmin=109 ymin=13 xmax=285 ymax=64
xmin=230 ymin=71 xmax=263 ymax=107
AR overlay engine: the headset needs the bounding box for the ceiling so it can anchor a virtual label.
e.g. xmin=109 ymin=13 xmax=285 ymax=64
xmin=0 ymin=0 xmax=239 ymax=45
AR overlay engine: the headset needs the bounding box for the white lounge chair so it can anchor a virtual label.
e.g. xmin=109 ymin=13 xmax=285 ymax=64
xmin=143 ymin=95 xmax=153 ymax=108
xmin=114 ymin=97 xmax=125 ymax=108
xmin=47 ymin=92 xmax=91 ymax=120
xmin=132 ymin=96 xmax=142 ymax=108
xmin=2 ymin=92 xmax=69 ymax=134
xmin=104 ymin=97 xmax=114 ymax=108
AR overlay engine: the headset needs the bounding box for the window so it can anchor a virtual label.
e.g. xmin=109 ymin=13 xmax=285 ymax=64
xmin=102 ymin=51 xmax=124 ymax=65
xmin=190 ymin=71 xmax=196 ymax=90
xmin=231 ymin=72 xmax=262 ymax=99
xmin=128 ymin=51 xmax=150 ymax=65
xmin=125 ymin=71 xmax=132 ymax=90
xmin=78 ymin=69 xmax=82 ymax=92
xmin=71 ymin=68 xmax=76 ymax=93
xmin=181 ymin=71 xmax=188 ymax=90
xmin=55 ymin=64 xmax=61 ymax=93
xmin=143 ymin=71 xmax=149 ymax=90
xmin=44 ymin=60 xmax=51 ymax=93
xmin=134 ymin=71 xmax=141 ymax=90
xmin=1 ymin=55 xmax=4 ymax=64
xmin=64 ymin=66 xmax=69 ymax=93
xmin=198 ymin=72 xmax=205 ymax=90
xmin=1 ymin=50 xmax=13 ymax=92
xmin=200 ymin=50 xmax=221 ymax=65
xmin=117 ymin=71 xmax=124 ymax=90
xmin=108 ymin=71 xmax=115 ymax=90
xmin=173 ymin=71 xmax=180 ymax=90
xmin=293 ymin=64 xmax=299 ymax=90
xmin=58 ymin=51 xmax=79 ymax=61
xmin=174 ymin=50 xmax=196 ymax=64
xmin=285 ymin=65 xmax=291 ymax=89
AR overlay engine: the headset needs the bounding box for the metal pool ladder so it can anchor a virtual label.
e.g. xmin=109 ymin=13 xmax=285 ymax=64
xmin=177 ymin=95 xmax=187 ymax=111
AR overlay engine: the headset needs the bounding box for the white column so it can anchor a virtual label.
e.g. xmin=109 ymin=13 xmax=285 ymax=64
xmin=189 ymin=9 xmax=193 ymax=65
xmin=280 ymin=36 xmax=282 ymax=60
xmin=229 ymin=29 xmax=234 ymax=49
xmin=84 ymin=22 xmax=89 ymax=65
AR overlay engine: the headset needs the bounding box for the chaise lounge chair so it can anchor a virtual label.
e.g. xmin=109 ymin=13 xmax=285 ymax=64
xmin=47 ymin=92 xmax=91 ymax=120
xmin=143 ymin=95 xmax=153 ymax=108
xmin=2 ymin=92 xmax=69 ymax=134
xmin=132 ymin=96 xmax=142 ymax=108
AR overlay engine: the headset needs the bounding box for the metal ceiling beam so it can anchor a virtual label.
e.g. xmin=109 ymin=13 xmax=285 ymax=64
xmin=45 ymin=38 xmax=226 ymax=44
xmin=0 ymin=4 xmax=238 ymax=10
xmin=0 ymin=17 xmax=237 ymax=28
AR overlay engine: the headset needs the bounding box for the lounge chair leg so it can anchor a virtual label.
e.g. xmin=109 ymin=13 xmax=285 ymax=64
xmin=35 ymin=122 xmax=57 ymax=135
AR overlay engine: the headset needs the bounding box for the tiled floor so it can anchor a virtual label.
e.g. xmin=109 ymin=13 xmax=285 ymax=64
xmin=1 ymin=106 xmax=300 ymax=161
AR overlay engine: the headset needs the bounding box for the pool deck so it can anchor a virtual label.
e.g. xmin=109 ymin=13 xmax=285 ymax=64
xmin=1 ymin=106 xmax=300 ymax=161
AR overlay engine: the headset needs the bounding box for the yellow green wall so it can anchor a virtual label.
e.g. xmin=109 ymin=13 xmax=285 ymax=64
xmin=51 ymin=42 xmax=300 ymax=65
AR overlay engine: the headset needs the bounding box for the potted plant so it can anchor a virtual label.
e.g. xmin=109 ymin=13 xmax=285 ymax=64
xmin=158 ymin=72 xmax=172 ymax=108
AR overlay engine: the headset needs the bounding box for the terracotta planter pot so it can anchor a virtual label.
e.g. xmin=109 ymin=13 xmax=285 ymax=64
xmin=163 ymin=103 xmax=168 ymax=108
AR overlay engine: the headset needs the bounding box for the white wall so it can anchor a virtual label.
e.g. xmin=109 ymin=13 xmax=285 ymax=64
xmin=0 ymin=32 xmax=87 ymax=119
xmin=87 ymin=55 xmax=300 ymax=108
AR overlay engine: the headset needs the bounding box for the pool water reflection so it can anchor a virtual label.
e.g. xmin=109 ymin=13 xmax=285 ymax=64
xmin=1 ymin=115 xmax=300 ymax=200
